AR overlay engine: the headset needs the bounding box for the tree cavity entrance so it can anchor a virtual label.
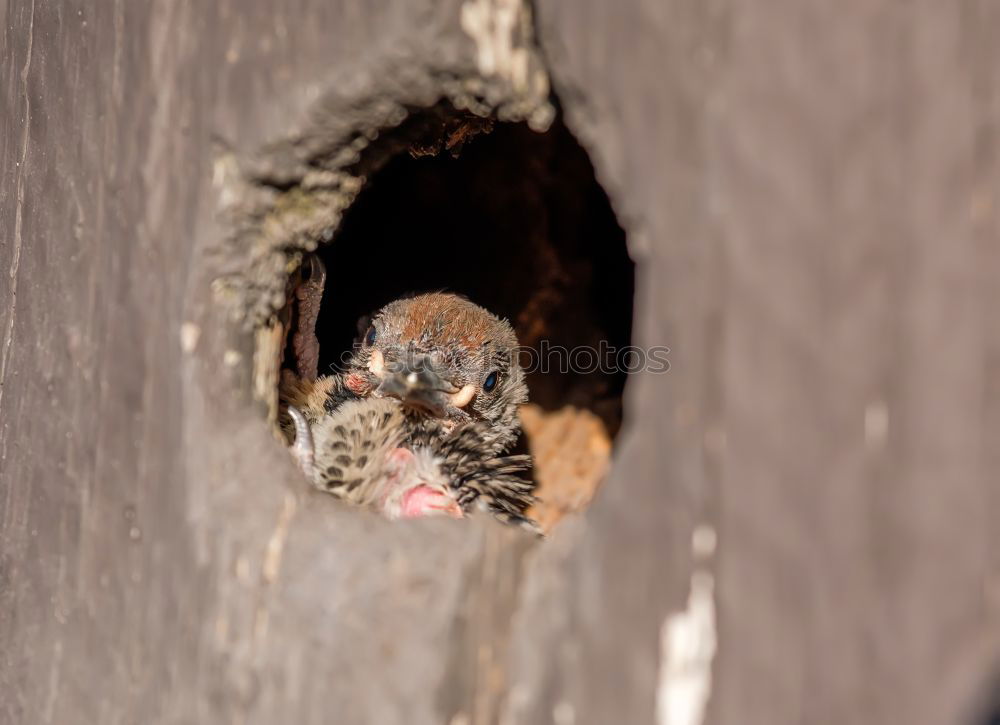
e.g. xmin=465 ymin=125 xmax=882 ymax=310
xmin=276 ymin=108 xmax=634 ymax=532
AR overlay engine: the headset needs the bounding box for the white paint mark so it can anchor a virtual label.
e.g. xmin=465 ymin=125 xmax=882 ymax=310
xmin=212 ymin=153 xmax=242 ymax=210
xmin=262 ymin=492 xmax=296 ymax=583
xmin=461 ymin=0 xmax=527 ymax=87
xmin=553 ymin=701 xmax=576 ymax=725
xmin=223 ymin=349 xmax=242 ymax=367
xmin=179 ymin=322 xmax=201 ymax=352
xmin=459 ymin=0 xmax=553 ymax=124
xmin=691 ymin=525 xmax=716 ymax=560
xmin=864 ymin=401 xmax=889 ymax=449
xmin=657 ymin=571 xmax=717 ymax=725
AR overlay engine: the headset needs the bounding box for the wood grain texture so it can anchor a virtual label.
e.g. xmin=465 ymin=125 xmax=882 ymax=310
xmin=1 ymin=0 xmax=998 ymax=723
xmin=0 ymin=2 xmax=527 ymax=724
xmin=521 ymin=0 xmax=1000 ymax=723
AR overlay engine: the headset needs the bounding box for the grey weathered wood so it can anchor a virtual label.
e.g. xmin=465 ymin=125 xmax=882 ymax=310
xmin=523 ymin=1 xmax=1000 ymax=724
xmin=2 ymin=1 xmax=998 ymax=724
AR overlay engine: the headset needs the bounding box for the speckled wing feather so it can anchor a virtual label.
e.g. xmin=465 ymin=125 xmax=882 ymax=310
xmin=410 ymin=422 xmax=539 ymax=532
xmin=308 ymin=397 xmax=405 ymax=506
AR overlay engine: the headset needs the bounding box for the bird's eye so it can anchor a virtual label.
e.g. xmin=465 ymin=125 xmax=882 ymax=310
xmin=483 ymin=371 xmax=499 ymax=393
xmin=364 ymin=325 xmax=377 ymax=347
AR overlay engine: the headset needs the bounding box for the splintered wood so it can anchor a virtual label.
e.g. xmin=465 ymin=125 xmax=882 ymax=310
xmin=519 ymin=403 xmax=613 ymax=533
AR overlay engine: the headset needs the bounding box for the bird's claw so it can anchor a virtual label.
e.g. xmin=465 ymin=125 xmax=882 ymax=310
xmin=287 ymin=405 xmax=315 ymax=478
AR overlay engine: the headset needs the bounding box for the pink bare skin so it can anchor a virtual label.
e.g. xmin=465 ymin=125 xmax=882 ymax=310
xmin=345 ymin=372 xmax=372 ymax=396
xmin=400 ymin=484 xmax=463 ymax=518
xmin=381 ymin=447 xmax=463 ymax=519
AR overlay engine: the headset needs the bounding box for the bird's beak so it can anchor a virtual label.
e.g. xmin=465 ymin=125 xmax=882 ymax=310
xmin=376 ymin=354 xmax=461 ymax=417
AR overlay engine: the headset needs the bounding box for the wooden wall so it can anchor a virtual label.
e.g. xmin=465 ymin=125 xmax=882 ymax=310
xmin=1 ymin=1 xmax=997 ymax=723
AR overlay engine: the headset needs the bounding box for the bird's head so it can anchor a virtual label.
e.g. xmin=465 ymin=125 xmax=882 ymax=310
xmin=345 ymin=293 xmax=527 ymax=451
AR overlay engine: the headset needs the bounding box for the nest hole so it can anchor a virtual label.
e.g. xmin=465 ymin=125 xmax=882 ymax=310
xmin=284 ymin=111 xmax=634 ymax=531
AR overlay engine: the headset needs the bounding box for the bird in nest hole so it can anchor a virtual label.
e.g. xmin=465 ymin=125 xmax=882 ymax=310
xmin=280 ymin=256 xmax=539 ymax=533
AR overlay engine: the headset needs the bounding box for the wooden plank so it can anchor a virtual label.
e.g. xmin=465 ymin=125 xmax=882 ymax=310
xmin=522 ymin=1 xmax=1000 ymax=723
xmin=2 ymin=0 xmax=998 ymax=723
xmin=0 ymin=2 xmax=526 ymax=723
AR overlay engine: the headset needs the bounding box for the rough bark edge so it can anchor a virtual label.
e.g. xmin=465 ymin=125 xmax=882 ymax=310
xmin=211 ymin=8 xmax=554 ymax=333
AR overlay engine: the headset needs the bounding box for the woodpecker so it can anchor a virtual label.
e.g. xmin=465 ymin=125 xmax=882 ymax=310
xmin=280 ymin=282 xmax=538 ymax=530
